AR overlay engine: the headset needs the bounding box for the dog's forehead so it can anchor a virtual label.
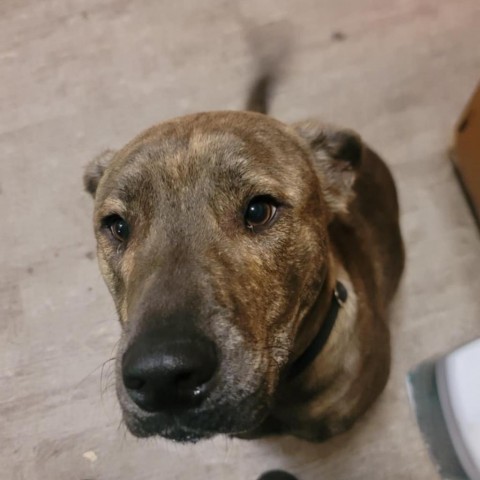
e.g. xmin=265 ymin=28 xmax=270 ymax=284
xmin=99 ymin=112 xmax=311 ymax=204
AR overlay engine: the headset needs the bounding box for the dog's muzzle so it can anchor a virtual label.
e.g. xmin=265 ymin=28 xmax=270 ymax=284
xmin=117 ymin=311 xmax=272 ymax=442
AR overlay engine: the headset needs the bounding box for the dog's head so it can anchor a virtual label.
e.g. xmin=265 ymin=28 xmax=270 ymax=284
xmin=85 ymin=111 xmax=361 ymax=442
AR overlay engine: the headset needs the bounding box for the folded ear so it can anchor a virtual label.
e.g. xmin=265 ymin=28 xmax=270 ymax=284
xmin=83 ymin=149 xmax=116 ymax=197
xmin=292 ymin=120 xmax=363 ymax=216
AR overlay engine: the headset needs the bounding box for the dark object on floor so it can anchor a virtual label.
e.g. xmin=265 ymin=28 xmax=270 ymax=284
xmin=331 ymin=30 xmax=347 ymax=42
xmin=257 ymin=470 xmax=298 ymax=480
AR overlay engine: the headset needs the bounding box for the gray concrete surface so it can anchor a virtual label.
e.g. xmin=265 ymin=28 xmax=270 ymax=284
xmin=1 ymin=0 xmax=480 ymax=479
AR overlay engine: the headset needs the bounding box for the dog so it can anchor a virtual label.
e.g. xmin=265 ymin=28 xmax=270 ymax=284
xmin=84 ymin=69 xmax=404 ymax=444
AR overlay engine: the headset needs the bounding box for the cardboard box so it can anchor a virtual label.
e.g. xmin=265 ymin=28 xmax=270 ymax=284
xmin=451 ymin=82 xmax=480 ymax=225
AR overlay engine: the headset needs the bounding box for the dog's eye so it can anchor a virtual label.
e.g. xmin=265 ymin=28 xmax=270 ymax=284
xmin=103 ymin=215 xmax=130 ymax=242
xmin=245 ymin=197 xmax=277 ymax=231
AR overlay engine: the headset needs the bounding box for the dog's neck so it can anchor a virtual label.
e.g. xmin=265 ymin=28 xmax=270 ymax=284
xmin=288 ymin=254 xmax=336 ymax=360
xmin=287 ymin=250 xmax=358 ymax=380
xmin=288 ymin=281 xmax=347 ymax=379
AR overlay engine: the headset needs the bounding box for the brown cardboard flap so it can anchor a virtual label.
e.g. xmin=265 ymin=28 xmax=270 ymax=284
xmin=453 ymin=82 xmax=480 ymax=221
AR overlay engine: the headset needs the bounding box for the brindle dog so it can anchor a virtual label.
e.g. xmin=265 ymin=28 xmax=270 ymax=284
xmin=84 ymin=72 xmax=404 ymax=444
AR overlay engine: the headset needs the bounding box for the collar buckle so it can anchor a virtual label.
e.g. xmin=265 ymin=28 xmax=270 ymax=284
xmin=334 ymin=281 xmax=348 ymax=307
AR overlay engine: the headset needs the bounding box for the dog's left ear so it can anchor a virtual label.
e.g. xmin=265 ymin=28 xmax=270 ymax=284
xmin=292 ymin=120 xmax=363 ymax=216
xmin=83 ymin=149 xmax=116 ymax=197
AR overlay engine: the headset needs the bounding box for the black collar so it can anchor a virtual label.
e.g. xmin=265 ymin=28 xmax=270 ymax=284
xmin=289 ymin=281 xmax=348 ymax=379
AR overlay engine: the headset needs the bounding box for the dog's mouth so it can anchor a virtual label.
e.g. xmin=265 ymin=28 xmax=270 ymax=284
xmin=114 ymin=310 xmax=284 ymax=442
xmin=119 ymin=386 xmax=272 ymax=442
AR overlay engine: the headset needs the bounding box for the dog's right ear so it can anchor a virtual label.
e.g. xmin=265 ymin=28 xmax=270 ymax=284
xmin=83 ymin=149 xmax=116 ymax=197
xmin=292 ymin=120 xmax=363 ymax=216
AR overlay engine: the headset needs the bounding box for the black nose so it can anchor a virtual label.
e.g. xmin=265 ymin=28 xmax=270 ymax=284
xmin=122 ymin=330 xmax=218 ymax=412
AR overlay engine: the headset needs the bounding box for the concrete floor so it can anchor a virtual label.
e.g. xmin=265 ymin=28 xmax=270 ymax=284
xmin=2 ymin=0 xmax=480 ymax=479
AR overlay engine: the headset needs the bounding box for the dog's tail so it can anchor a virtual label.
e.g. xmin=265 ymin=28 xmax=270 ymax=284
xmin=244 ymin=22 xmax=291 ymax=115
xmin=245 ymin=72 xmax=276 ymax=115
